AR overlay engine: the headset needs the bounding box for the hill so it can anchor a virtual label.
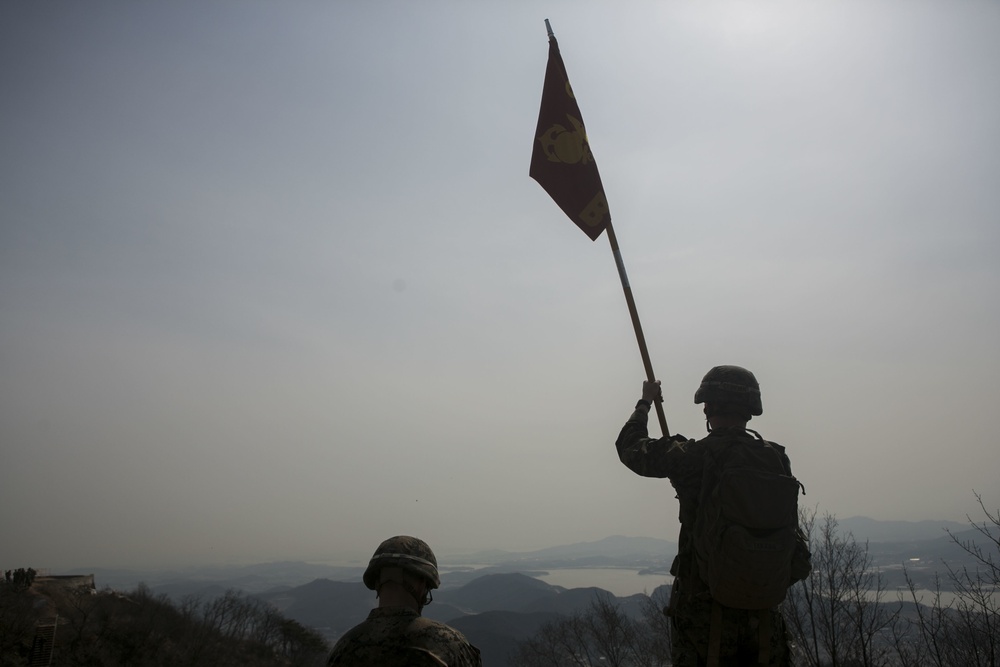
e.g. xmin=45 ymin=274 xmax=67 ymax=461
xmin=259 ymin=572 xmax=632 ymax=666
xmin=439 ymin=534 xmax=677 ymax=567
xmin=438 ymin=572 xmax=559 ymax=612
xmin=0 ymin=575 xmax=328 ymax=666
xmin=256 ymin=571 xmax=675 ymax=667
xmin=449 ymin=610 xmax=561 ymax=666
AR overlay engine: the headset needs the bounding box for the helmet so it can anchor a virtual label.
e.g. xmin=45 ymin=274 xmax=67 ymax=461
xmin=363 ymin=536 xmax=440 ymax=591
xmin=694 ymin=365 xmax=763 ymax=416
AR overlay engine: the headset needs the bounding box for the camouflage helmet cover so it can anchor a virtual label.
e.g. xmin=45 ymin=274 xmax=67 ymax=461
xmin=694 ymin=365 xmax=763 ymax=416
xmin=363 ymin=535 xmax=441 ymax=591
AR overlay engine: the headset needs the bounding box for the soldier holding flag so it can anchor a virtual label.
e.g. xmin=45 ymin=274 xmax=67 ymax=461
xmin=616 ymin=368 xmax=810 ymax=666
xmin=529 ymin=25 xmax=811 ymax=667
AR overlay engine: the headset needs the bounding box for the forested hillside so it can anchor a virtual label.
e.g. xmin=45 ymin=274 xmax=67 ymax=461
xmin=0 ymin=575 xmax=327 ymax=667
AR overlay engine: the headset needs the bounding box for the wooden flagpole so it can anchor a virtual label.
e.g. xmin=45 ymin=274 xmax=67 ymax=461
xmin=605 ymin=220 xmax=670 ymax=437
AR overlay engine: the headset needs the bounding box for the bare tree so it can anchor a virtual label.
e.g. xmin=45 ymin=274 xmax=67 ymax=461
xmin=891 ymin=572 xmax=946 ymax=667
xmin=636 ymin=586 xmax=672 ymax=665
xmin=584 ymin=594 xmax=642 ymax=667
xmin=0 ymin=584 xmax=43 ymax=663
xmin=896 ymin=492 xmax=999 ymax=667
xmin=510 ymin=592 xmax=670 ymax=667
xmin=943 ymin=491 xmax=999 ymax=667
xmin=193 ymin=588 xmax=327 ymax=665
xmin=785 ymin=507 xmax=823 ymax=666
xmin=784 ymin=509 xmax=900 ymax=667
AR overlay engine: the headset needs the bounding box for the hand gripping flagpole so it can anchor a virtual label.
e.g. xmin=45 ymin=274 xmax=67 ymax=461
xmin=530 ymin=20 xmax=670 ymax=438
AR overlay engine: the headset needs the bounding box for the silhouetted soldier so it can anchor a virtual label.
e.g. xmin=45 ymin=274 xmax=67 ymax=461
xmin=616 ymin=366 xmax=811 ymax=667
xmin=327 ymin=535 xmax=482 ymax=667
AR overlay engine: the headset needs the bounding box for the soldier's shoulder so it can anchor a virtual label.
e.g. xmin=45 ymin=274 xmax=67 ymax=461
xmin=408 ymin=619 xmax=482 ymax=666
xmin=407 ymin=616 xmax=472 ymax=642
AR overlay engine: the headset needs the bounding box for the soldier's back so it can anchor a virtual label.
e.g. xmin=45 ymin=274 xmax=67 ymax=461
xmin=327 ymin=608 xmax=481 ymax=667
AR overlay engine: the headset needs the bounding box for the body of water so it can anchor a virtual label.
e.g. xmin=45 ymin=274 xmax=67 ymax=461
xmin=532 ymin=568 xmax=672 ymax=597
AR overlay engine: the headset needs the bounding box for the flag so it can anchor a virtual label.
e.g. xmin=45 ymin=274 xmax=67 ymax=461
xmin=529 ymin=30 xmax=610 ymax=241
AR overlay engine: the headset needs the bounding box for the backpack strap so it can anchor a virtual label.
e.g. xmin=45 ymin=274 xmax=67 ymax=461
xmin=707 ymin=605 xmax=775 ymax=666
xmin=747 ymin=429 xmax=806 ymax=494
xmin=757 ymin=609 xmax=772 ymax=664
xmin=707 ymin=600 xmax=723 ymax=667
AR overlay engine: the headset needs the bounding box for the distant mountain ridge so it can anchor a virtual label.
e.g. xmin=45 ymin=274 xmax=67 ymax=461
xmin=837 ymin=517 xmax=968 ymax=542
xmin=440 ymin=535 xmax=676 ymax=565
xmin=75 ymin=518 xmax=978 ymax=597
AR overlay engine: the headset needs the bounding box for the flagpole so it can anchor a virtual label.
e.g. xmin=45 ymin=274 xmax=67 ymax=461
xmin=530 ymin=20 xmax=669 ymax=437
xmin=605 ymin=220 xmax=670 ymax=437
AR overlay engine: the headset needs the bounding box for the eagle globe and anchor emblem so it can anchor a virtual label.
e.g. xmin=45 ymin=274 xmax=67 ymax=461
xmin=535 ymin=80 xmax=609 ymax=232
xmin=538 ymin=112 xmax=594 ymax=166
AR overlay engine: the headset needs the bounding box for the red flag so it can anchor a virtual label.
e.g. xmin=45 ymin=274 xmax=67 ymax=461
xmin=530 ymin=30 xmax=610 ymax=241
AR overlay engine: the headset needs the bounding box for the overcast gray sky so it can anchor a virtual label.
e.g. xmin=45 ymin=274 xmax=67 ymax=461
xmin=2 ymin=1 xmax=998 ymax=570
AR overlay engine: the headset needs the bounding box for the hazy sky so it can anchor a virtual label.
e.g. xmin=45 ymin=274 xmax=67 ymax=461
xmin=2 ymin=1 xmax=998 ymax=570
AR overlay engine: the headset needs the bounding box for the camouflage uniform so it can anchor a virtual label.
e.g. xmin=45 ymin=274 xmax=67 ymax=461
xmin=670 ymin=595 xmax=790 ymax=666
xmin=328 ymin=535 xmax=483 ymax=667
xmin=326 ymin=607 xmax=482 ymax=666
xmin=616 ymin=407 xmax=793 ymax=667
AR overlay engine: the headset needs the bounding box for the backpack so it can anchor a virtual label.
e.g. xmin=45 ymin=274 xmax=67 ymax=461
xmin=692 ymin=431 xmax=805 ymax=610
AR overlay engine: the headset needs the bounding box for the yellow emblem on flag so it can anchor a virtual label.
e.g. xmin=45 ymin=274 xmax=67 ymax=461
xmin=580 ymin=192 xmax=609 ymax=228
xmin=538 ymin=115 xmax=594 ymax=166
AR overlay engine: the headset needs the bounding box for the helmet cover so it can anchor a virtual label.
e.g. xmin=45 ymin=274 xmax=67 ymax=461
xmin=363 ymin=535 xmax=441 ymax=590
xmin=694 ymin=365 xmax=763 ymax=416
